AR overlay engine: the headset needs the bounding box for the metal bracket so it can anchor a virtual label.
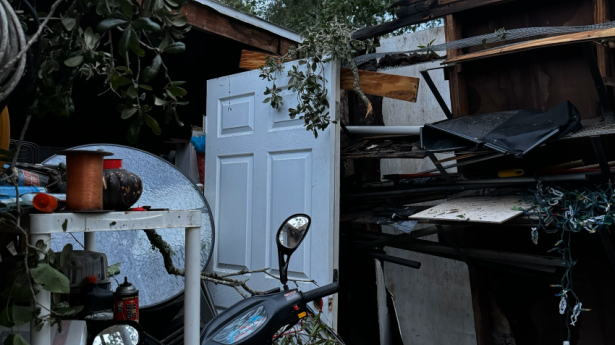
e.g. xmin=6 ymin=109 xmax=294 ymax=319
xmin=581 ymin=43 xmax=614 ymax=123
xmin=420 ymin=69 xmax=453 ymax=120
xmin=426 ymin=151 xmax=454 ymax=184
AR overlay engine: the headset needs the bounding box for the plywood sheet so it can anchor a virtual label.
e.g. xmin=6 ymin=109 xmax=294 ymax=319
xmin=409 ymin=196 xmax=529 ymax=223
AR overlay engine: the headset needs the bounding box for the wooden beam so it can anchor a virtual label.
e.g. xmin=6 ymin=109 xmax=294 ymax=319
xmin=444 ymin=14 xmax=468 ymax=117
xmin=444 ymin=27 xmax=615 ymax=64
xmin=594 ymin=0 xmax=611 ymax=77
xmin=239 ymin=50 xmax=420 ymax=102
xmin=182 ymin=2 xmax=281 ymax=54
xmin=353 ymin=0 xmax=515 ymax=40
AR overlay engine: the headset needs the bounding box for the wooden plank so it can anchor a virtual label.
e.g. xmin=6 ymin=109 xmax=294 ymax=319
xmin=353 ymin=0 xmax=514 ymax=40
xmin=239 ymin=50 xmax=420 ymax=102
xmin=409 ymin=196 xmax=530 ymax=223
xmin=594 ymin=0 xmax=611 ymax=77
xmin=182 ymin=1 xmax=281 ymax=54
xmin=340 ymin=69 xmax=419 ymax=102
xmin=444 ymin=27 xmax=615 ymax=64
xmin=444 ymin=14 xmax=468 ymax=117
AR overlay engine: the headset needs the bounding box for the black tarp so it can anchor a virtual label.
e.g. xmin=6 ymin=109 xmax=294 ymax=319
xmin=421 ymin=101 xmax=581 ymax=156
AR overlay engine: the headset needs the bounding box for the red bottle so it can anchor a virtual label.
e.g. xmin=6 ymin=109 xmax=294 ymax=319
xmin=113 ymin=277 xmax=139 ymax=322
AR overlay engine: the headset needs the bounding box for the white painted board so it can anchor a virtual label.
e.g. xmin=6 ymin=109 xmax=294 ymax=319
xmin=410 ymin=196 xmax=529 ymax=223
xmin=205 ymin=60 xmax=340 ymax=325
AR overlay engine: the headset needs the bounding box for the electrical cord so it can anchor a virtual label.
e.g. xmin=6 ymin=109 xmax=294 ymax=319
xmin=0 ymin=0 xmax=28 ymax=103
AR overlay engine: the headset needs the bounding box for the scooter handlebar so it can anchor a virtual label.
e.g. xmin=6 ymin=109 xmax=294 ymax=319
xmin=301 ymin=283 xmax=339 ymax=303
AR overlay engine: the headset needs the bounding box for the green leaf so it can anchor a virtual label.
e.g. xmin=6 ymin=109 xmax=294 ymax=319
xmin=132 ymin=18 xmax=161 ymax=32
xmin=84 ymin=27 xmax=100 ymax=49
xmin=143 ymin=114 xmax=161 ymax=135
xmin=0 ymin=307 xmax=14 ymax=327
xmin=167 ymin=86 xmax=187 ymax=97
xmin=158 ymin=35 xmax=171 ymax=50
xmin=97 ymin=18 xmax=128 ymax=32
xmin=12 ymin=305 xmax=34 ymax=326
xmin=139 ymin=84 xmax=153 ymax=91
xmin=170 ymin=81 xmax=186 ymax=86
xmin=127 ymin=117 xmax=142 ymax=144
xmin=154 ymin=96 xmax=168 ymax=106
xmin=108 ymin=262 xmax=121 ymax=277
xmin=129 ymin=28 xmax=145 ymax=57
xmin=64 ymin=55 xmax=83 ymax=68
xmin=142 ymin=55 xmax=162 ymax=83
xmin=53 ymin=305 xmax=83 ymax=316
xmin=0 ymin=149 xmax=13 ymax=157
xmin=163 ymin=42 xmax=185 ymax=54
xmin=118 ymin=28 xmax=132 ymax=58
xmin=173 ymin=108 xmax=184 ymax=126
xmin=127 ymin=84 xmax=138 ymax=98
xmin=121 ymin=107 xmax=138 ymax=119
xmin=120 ymin=0 xmax=133 ymax=18
xmin=4 ymin=333 xmax=28 ymax=345
xmin=62 ymin=219 xmax=68 ymax=231
xmin=164 ymin=106 xmax=173 ymax=124
xmin=111 ymin=74 xmax=131 ymax=91
xmin=30 ymin=263 xmax=70 ymax=293
xmin=172 ymin=16 xmax=187 ymax=27
xmin=61 ymin=16 xmax=76 ymax=31
xmin=60 ymin=243 xmax=73 ymax=267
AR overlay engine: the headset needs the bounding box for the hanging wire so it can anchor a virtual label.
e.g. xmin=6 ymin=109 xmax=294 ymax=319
xmin=521 ymin=183 xmax=613 ymax=343
xmin=0 ymin=0 xmax=28 ymax=103
xmin=350 ymin=20 xmax=615 ymax=67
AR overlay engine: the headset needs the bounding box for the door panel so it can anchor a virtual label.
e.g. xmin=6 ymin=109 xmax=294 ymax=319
xmin=205 ymin=61 xmax=340 ymax=325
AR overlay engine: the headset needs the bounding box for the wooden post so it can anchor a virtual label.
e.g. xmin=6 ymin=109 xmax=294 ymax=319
xmin=444 ymin=14 xmax=469 ymax=117
xmin=594 ymin=0 xmax=611 ymax=77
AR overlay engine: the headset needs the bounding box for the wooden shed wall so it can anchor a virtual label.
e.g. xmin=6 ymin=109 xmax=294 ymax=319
xmin=446 ymin=0 xmax=613 ymax=119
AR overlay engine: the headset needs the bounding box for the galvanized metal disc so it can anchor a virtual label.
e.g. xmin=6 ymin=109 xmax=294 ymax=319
xmin=44 ymin=144 xmax=214 ymax=307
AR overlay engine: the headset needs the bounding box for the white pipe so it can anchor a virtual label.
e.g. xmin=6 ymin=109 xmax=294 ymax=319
xmin=30 ymin=234 xmax=51 ymax=345
xmin=184 ymin=227 xmax=201 ymax=345
xmin=84 ymin=232 xmax=96 ymax=251
xmin=344 ymin=126 xmax=422 ymax=136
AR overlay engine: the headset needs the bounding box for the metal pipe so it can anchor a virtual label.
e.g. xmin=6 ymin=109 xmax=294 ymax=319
xmin=344 ymin=126 xmax=422 ymax=136
xmin=184 ymin=226 xmax=201 ymax=345
xmin=342 ymin=183 xmax=521 ymax=199
xmin=455 ymin=173 xmax=590 ymax=184
xmin=84 ymin=232 xmax=96 ymax=251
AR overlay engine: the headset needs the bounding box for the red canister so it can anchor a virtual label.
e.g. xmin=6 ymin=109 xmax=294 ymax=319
xmin=113 ymin=277 xmax=139 ymax=322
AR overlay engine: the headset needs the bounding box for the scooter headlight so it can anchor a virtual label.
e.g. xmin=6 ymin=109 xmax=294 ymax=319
xmin=213 ymin=306 xmax=268 ymax=344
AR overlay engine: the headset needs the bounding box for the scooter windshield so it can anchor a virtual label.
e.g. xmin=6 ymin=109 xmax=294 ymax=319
xmin=212 ymin=306 xmax=268 ymax=344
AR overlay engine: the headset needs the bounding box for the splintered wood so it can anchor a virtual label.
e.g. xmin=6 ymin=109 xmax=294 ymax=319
xmin=239 ymin=50 xmax=419 ymax=102
xmin=409 ymin=196 xmax=530 ymax=223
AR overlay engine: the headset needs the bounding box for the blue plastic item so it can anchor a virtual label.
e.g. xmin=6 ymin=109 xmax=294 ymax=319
xmin=191 ymin=135 xmax=206 ymax=154
xmin=0 ymin=186 xmax=47 ymax=199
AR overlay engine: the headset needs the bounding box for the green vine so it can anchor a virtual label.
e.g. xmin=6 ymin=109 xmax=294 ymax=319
xmin=274 ymin=311 xmax=342 ymax=345
xmin=259 ymin=19 xmax=376 ymax=138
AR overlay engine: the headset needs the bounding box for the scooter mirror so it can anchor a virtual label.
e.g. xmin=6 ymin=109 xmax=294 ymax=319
xmin=277 ymin=215 xmax=310 ymax=249
xmin=92 ymin=322 xmax=143 ymax=345
xmin=276 ymin=214 xmax=311 ymax=290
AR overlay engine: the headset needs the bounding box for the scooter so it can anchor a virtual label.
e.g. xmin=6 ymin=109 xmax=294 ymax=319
xmin=200 ymin=214 xmax=340 ymax=345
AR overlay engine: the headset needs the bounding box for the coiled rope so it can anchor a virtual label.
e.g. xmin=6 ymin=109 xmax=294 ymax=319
xmin=0 ymin=0 xmax=27 ymax=103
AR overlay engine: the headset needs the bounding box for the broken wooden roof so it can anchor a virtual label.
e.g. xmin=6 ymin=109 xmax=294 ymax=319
xmin=352 ymin=0 xmax=514 ymax=40
xmin=182 ymin=0 xmax=300 ymax=55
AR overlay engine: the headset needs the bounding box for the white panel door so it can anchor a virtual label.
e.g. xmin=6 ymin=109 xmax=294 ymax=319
xmin=205 ymin=61 xmax=340 ymax=325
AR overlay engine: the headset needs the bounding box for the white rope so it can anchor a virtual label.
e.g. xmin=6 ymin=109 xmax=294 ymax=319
xmin=0 ymin=0 xmax=27 ymax=103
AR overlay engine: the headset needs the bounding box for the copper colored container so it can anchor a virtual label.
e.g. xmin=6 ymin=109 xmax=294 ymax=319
xmin=57 ymin=150 xmax=113 ymax=211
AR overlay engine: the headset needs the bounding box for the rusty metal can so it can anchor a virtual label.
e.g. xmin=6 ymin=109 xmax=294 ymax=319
xmin=113 ymin=277 xmax=139 ymax=322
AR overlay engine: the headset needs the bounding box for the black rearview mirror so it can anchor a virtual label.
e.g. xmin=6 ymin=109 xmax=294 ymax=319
xmin=276 ymin=214 xmax=311 ymax=290
xmin=91 ymin=321 xmax=144 ymax=345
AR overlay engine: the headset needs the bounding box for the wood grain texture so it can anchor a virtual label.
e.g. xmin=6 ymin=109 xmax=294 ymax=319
xmin=182 ymin=2 xmax=281 ymax=54
xmin=444 ymin=14 xmax=468 ymax=117
xmin=594 ymin=0 xmax=611 ymax=77
xmin=444 ymin=27 xmax=615 ymax=64
xmin=239 ymin=50 xmax=420 ymax=102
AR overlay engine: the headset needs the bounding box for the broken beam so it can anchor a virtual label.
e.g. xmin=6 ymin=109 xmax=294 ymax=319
xmin=239 ymin=50 xmax=419 ymax=102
